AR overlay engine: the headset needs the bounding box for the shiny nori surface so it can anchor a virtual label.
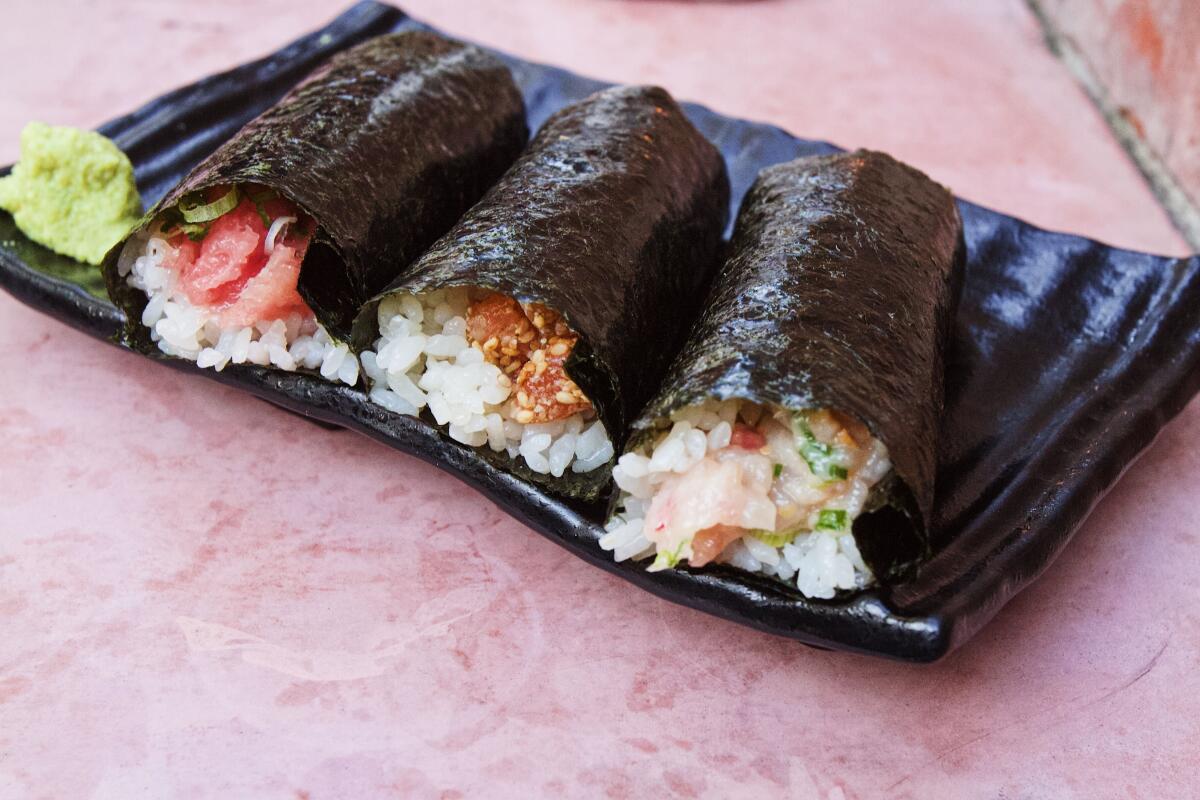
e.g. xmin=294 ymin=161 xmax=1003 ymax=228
xmin=102 ymin=29 xmax=528 ymax=349
xmin=4 ymin=2 xmax=1200 ymax=661
xmin=628 ymin=151 xmax=965 ymax=582
xmin=356 ymin=85 xmax=729 ymax=500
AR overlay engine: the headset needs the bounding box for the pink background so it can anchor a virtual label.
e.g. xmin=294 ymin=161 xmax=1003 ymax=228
xmin=1 ymin=1 xmax=1197 ymax=797
xmin=1040 ymin=0 xmax=1200 ymax=217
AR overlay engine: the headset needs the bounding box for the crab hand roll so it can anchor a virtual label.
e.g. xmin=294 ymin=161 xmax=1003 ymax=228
xmin=356 ymin=85 xmax=730 ymax=500
xmin=103 ymin=31 xmax=527 ymax=385
xmin=603 ymin=150 xmax=965 ymax=598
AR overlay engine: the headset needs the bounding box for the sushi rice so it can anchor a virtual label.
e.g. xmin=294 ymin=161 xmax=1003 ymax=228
xmin=602 ymin=399 xmax=891 ymax=599
xmin=363 ymin=287 xmax=613 ymax=478
xmin=118 ymin=229 xmax=360 ymax=386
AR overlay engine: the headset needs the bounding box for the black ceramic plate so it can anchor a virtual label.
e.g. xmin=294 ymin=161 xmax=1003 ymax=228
xmin=3 ymin=2 xmax=1198 ymax=662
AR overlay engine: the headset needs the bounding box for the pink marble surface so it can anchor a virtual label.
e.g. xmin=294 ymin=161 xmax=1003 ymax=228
xmin=1 ymin=1 xmax=1197 ymax=797
xmin=1041 ymin=0 xmax=1200 ymax=215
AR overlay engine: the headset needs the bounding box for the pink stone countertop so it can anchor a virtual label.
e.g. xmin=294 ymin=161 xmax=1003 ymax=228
xmin=1 ymin=2 xmax=1197 ymax=797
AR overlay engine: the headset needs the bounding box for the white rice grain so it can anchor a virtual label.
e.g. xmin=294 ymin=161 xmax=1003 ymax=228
xmin=602 ymin=397 xmax=885 ymax=600
xmin=122 ymin=231 xmax=356 ymax=386
xmin=363 ymin=287 xmax=613 ymax=477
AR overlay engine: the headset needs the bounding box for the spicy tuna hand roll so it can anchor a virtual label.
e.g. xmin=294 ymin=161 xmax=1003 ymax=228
xmin=103 ymin=31 xmax=527 ymax=385
xmin=602 ymin=150 xmax=965 ymax=598
xmin=356 ymin=85 xmax=730 ymax=499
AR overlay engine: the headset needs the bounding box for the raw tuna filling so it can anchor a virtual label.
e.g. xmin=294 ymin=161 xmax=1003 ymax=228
xmin=362 ymin=287 xmax=613 ymax=477
xmin=602 ymin=400 xmax=891 ymax=599
xmin=117 ymin=184 xmax=359 ymax=385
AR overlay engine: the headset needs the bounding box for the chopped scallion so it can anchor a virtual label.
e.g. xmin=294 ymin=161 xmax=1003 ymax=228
xmin=794 ymin=413 xmax=849 ymax=482
xmin=815 ymin=509 xmax=848 ymax=531
xmin=179 ymin=185 xmax=240 ymax=223
xmin=248 ymin=187 xmax=278 ymax=227
xmin=177 ymin=222 xmax=209 ymax=241
xmin=751 ymin=529 xmax=797 ymax=548
xmin=649 ymin=540 xmax=687 ymax=571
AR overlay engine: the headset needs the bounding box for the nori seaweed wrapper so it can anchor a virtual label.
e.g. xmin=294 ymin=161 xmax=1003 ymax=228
xmin=103 ymin=30 xmax=528 ymax=349
xmin=356 ymin=85 xmax=730 ymax=500
xmin=627 ymin=150 xmax=965 ymax=582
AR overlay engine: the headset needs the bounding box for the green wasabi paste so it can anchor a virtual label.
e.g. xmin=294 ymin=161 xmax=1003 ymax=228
xmin=0 ymin=122 xmax=142 ymax=265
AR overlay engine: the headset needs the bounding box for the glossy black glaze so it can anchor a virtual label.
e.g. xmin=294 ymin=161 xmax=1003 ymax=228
xmin=358 ymin=85 xmax=729 ymax=500
xmin=2 ymin=1 xmax=1199 ymax=661
xmin=102 ymin=30 xmax=528 ymax=344
xmin=628 ymin=151 xmax=964 ymax=582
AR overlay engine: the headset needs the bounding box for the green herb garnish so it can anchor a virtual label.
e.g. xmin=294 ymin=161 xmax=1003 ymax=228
xmin=649 ymin=540 xmax=688 ymax=571
xmin=794 ymin=415 xmax=849 ymax=482
xmin=177 ymin=223 xmax=209 ymax=241
xmin=159 ymin=208 xmax=211 ymax=242
xmin=248 ymin=187 xmax=278 ymax=227
xmin=178 ymin=185 xmax=240 ymax=224
xmin=751 ymin=529 xmax=798 ymax=548
xmin=815 ymin=509 xmax=848 ymax=532
xmin=772 ymin=463 xmax=783 ymax=479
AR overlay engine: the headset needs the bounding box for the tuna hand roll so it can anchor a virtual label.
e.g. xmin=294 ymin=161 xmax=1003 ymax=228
xmin=356 ymin=85 xmax=730 ymax=500
xmin=103 ymin=31 xmax=527 ymax=385
xmin=602 ymin=150 xmax=965 ymax=598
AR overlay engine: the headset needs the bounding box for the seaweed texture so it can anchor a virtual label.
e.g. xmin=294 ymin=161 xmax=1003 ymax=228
xmin=102 ymin=30 xmax=528 ymax=350
xmin=358 ymin=85 xmax=730 ymax=500
xmin=630 ymin=151 xmax=965 ymax=581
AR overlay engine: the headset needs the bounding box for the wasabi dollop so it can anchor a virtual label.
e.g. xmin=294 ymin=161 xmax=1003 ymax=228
xmin=0 ymin=122 xmax=142 ymax=265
